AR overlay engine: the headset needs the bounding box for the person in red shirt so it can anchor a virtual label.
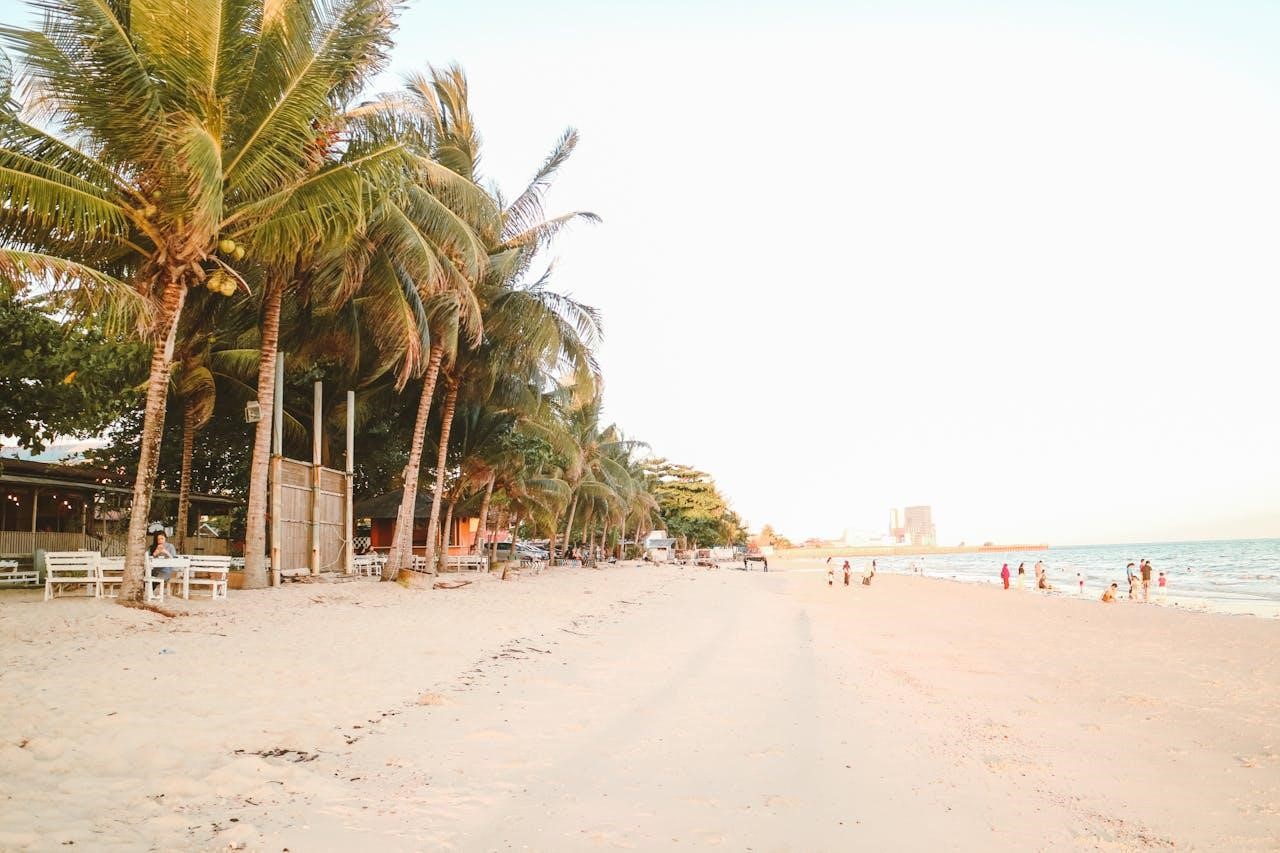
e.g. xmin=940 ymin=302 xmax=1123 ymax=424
xmin=1000 ymin=563 xmax=1010 ymax=589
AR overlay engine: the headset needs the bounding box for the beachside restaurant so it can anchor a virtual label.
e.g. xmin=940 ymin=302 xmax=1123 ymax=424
xmin=0 ymin=458 xmax=241 ymax=575
xmin=355 ymin=490 xmax=492 ymax=574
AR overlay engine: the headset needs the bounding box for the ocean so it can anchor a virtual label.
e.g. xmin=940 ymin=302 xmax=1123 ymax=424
xmin=828 ymin=538 xmax=1280 ymax=615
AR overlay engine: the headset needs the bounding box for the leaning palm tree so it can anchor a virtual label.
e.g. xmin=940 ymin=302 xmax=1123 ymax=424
xmin=387 ymin=65 xmax=601 ymax=577
xmin=0 ymin=0 xmax=404 ymax=599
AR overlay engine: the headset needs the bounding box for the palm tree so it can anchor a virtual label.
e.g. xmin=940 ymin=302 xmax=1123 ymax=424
xmin=0 ymin=0 xmax=403 ymax=599
xmin=387 ymin=66 xmax=601 ymax=576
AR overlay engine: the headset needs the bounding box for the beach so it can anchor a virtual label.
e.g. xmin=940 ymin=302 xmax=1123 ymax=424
xmin=2 ymin=562 xmax=1278 ymax=851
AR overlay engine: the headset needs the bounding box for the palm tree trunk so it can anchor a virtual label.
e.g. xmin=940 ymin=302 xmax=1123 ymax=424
xmin=386 ymin=343 xmax=444 ymax=579
xmin=174 ymin=396 xmax=198 ymax=553
xmin=242 ymin=275 xmax=284 ymax=589
xmin=489 ymin=508 xmax=504 ymax=565
xmin=473 ymin=472 xmax=494 ymax=554
xmin=438 ymin=494 xmax=457 ymax=572
xmin=423 ymin=377 xmax=458 ymax=568
xmin=121 ymin=278 xmax=187 ymax=601
xmin=561 ymin=492 xmax=578 ymax=556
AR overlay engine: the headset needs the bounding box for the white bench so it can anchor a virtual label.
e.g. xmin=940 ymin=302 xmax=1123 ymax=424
xmin=98 ymin=556 xmax=125 ymax=597
xmin=443 ymin=555 xmax=488 ymax=573
xmin=409 ymin=555 xmax=432 ymax=574
xmin=100 ymin=557 xmax=172 ymax=601
xmin=181 ymin=555 xmax=229 ymax=599
xmin=353 ymin=554 xmax=385 ymax=578
xmin=146 ymin=557 xmax=187 ymax=603
xmin=44 ymin=551 xmax=100 ymax=599
xmin=0 ymin=559 xmax=38 ymax=587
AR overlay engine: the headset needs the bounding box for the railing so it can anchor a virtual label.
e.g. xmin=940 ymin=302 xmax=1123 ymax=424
xmin=0 ymin=531 xmax=101 ymax=557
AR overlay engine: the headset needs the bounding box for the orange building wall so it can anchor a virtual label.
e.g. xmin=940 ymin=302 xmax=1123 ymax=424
xmin=369 ymin=515 xmax=478 ymax=555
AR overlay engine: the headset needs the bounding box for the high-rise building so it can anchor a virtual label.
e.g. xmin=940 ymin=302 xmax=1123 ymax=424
xmin=903 ymin=505 xmax=936 ymax=546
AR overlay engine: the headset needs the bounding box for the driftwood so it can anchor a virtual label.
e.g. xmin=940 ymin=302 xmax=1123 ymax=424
xmin=432 ymin=580 xmax=472 ymax=590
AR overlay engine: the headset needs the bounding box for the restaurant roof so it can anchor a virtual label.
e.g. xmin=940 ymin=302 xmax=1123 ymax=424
xmin=0 ymin=458 xmax=241 ymax=507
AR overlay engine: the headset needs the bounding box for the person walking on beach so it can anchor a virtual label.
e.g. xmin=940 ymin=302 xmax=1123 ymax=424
xmin=842 ymin=560 xmax=851 ymax=587
xmin=1016 ymin=562 xmax=1026 ymax=589
xmin=1140 ymin=559 xmax=1153 ymax=602
xmin=1000 ymin=563 xmax=1011 ymax=589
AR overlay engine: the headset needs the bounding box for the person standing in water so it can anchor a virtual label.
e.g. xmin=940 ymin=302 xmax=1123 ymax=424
xmin=1140 ymin=559 xmax=1153 ymax=602
xmin=1000 ymin=563 xmax=1011 ymax=589
xmin=842 ymin=560 xmax=851 ymax=587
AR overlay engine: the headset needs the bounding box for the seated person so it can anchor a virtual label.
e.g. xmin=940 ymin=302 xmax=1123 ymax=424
xmin=1037 ymin=574 xmax=1053 ymax=591
xmin=1100 ymin=583 xmax=1117 ymax=603
xmin=149 ymin=532 xmax=178 ymax=578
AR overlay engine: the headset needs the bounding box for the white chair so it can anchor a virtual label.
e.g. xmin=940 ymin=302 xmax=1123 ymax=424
xmin=183 ymin=555 xmax=229 ymax=600
xmin=0 ymin=559 xmax=39 ymax=587
xmin=410 ymin=554 xmax=431 ymax=574
xmin=43 ymin=551 xmax=100 ymax=600
xmin=98 ymin=557 xmax=125 ymax=598
xmin=352 ymin=554 xmax=377 ymax=577
xmin=444 ymin=555 xmax=489 ymax=573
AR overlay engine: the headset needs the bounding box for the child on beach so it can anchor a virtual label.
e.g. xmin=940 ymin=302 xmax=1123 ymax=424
xmin=1158 ymin=571 xmax=1167 ymax=600
xmin=827 ymin=563 xmax=834 ymax=587
xmin=1077 ymin=572 xmax=1084 ymax=594
xmin=1101 ymin=583 xmax=1117 ymax=603
xmin=1128 ymin=574 xmax=1138 ymax=600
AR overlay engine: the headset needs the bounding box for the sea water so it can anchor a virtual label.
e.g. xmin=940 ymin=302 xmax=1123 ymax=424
xmin=830 ymin=539 xmax=1280 ymax=614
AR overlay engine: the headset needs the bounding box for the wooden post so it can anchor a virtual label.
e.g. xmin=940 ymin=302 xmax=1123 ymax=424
xmin=344 ymin=389 xmax=354 ymax=575
xmin=310 ymin=380 xmax=322 ymax=575
xmin=30 ymin=486 xmax=38 ymax=559
xmin=269 ymin=352 xmax=284 ymax=586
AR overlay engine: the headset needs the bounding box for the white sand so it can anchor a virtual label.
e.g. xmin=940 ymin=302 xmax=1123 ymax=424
xmin=2 ymin=562 xmax=1278 ymax=850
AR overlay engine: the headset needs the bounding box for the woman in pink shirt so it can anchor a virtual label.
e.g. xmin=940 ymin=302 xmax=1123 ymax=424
xmin=1000 ymin=563 xmax=1011 ymax=589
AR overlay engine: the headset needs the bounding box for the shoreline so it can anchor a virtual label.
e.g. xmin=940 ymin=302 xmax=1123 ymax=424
xmin=774 ymin=543 xmax=1050 ymax=559
xmin=766 ymin=556 xmax=1280 ymax=619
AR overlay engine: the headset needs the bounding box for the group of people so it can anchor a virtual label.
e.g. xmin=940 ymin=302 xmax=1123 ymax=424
xmin=1101 ymin=559 xmax=1166 ymax=603
xmin=827 ymin=558 xmax=876 ymax=587
xmin=1000 ymin=560 xmax=1054 ymax=591
xmin=998 ymin=556 xmax=1170 ymax=604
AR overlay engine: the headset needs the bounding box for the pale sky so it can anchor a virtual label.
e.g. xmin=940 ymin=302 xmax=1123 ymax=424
xmin=4 ymin=0 xmax=1278 ymax=545
xmin=383 ymin=0 xmax=1279 ymax=546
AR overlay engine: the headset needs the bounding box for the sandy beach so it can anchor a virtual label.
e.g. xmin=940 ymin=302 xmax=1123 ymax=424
xmin=2 ymin=562 xmax=1278 ymax=851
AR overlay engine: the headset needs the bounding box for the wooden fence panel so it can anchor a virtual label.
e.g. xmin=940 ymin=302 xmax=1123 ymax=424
xmin=272 ymin=459 xmax=350 ymax=576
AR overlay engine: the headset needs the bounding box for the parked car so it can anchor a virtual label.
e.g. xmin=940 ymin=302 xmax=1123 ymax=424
xmin=493 ymin=541 xmax=548 ymax=561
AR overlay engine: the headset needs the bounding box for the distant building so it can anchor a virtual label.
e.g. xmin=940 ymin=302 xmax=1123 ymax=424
xmin=903 ymin=506 xmax=936 ymax=546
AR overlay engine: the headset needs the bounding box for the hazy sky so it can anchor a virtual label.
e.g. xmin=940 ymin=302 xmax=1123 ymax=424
xmin=4 ymin=0 xmax=1278 ymax=545
xmin=376 ymin=0 xmax=1279 ymax=546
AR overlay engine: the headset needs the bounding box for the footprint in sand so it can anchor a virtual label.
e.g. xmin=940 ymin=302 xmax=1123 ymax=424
xmin=745 ymin=747 xmax=784 ymax=759
xmin=466 ymin=728 xmax=514 ymax=741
